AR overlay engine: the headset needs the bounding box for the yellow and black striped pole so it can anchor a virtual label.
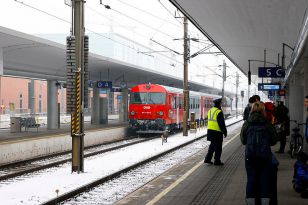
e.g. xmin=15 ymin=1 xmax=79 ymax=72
xmin=75 ymin=71 xmax=81 ymax=134
xmin=72 ymin=69 xmax=84 ymax=172
xmin=71 ymin=0 xmax=85 ymax=173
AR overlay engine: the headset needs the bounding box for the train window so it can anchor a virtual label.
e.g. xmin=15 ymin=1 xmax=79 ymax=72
xmin=130 ymin=92 xmax=166 ymax=104
xmin=173 ymin=96 xmax=177 ymax=109
xmin=148 ymin=93 xmax=166 ymax=104
xmin=130 ymin=92 xmax=147 ymax=104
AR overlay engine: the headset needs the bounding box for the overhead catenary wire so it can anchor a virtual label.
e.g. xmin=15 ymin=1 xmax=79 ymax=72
xmin=116 ymin=0 xmax=182 ymax=28
xmin=12 ymin=0 xmax=183 ymax=67
xmin=116 ymin=0 xmax=203 ymax=41
xmin=13 ymin=0 xmax=225 ymax=80
xmin=99 ymin=2 xmax=178 ymax=40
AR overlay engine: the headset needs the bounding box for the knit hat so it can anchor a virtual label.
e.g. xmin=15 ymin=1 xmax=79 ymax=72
xmin=213 ymin=98 xmax=222 ymax=106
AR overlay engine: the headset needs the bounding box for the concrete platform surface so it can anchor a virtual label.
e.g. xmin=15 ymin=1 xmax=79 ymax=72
xmin=117 ymin=130 xmax=307 ymax=205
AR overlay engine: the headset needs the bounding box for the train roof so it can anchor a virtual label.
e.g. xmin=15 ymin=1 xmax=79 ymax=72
xmin=131 ymin=84 xmax=228 ymax=100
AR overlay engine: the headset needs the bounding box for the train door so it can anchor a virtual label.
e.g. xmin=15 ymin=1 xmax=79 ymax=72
xmin=168 ymin=94 xmax=175 ymax=124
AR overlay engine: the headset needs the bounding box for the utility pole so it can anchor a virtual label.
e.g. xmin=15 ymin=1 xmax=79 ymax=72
xmin=183 ymin=16 xmax=189 ymax=136
xmin=70 ymin=0 xmax=85 ymax=173
xmin=222 ymin=60 xmax=226 ymax=100
xmin=235 ymin=72 xmax=239 ymax=118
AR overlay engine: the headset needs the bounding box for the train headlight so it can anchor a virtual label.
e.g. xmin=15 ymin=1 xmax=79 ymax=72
xmin=131 ymin=111 xmax=135 ymax=116
xmin=158 ymin=111 xmax=164 ymax=116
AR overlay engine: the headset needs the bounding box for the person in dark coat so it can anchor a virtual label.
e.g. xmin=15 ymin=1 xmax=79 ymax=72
xmin=243 ymin=96 xmax=256 ymax=121
xmin=275 ymin=101 xmax=290 ymax=153
xmin=204 ymin=98 xmax=227 ymax=166
xmin=240 ymin=102 xmax=278 ymax=205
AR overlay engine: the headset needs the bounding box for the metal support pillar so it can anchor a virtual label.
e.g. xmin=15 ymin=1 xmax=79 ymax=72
xmin=120 ymin=88 xmax=128 ymax=122
xmin=99 ymin=97 xmax=108 ymax=124
xmin=222 ymin=60 xmax=226 ymax=100
xmin=47 ymin=80 xmax=59 ymax=129
xmin=108 ymin=90 xmax=114 ymax=114
xmin=71 ymin=0 xmax=85 ymax=173
xmin=91 ymin=84 xmax=100 ymax=125
xmin=183 ymin=16 xmax=189 ymax=136
xmin=29 ymin=80 xmax=36 ymax=115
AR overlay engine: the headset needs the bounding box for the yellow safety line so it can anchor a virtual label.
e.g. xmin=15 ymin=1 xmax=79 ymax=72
xmin=145 ymin=132 xmax=240 ymax=205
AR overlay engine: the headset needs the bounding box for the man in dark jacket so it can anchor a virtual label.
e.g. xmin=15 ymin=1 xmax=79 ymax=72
xmin=204 ymin=98 xmax=227 ymax=165
xmin=243 ymin=96 xmax=256 ymax=121
xmin=275 ymin=101 xmax=290 ymax=153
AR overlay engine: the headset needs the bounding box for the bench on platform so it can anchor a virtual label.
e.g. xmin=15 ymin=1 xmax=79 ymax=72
xmin=20 ymin=117 xmax=40 ymax=132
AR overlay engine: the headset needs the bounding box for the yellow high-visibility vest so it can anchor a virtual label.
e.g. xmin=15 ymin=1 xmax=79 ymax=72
xmin=207 ymin=107 xmax=222 ymax=132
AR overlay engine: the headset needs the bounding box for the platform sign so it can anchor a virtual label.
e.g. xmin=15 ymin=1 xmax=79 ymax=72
xmin=258 ymin=83 xmax=281 ymax=91
xmin=110 ymin=87 xmax=122 ymax=92
xmin=97 ymin=81 xmax=112 ymax=89
xmin=258 ymin=67 xmax=285 ymax=78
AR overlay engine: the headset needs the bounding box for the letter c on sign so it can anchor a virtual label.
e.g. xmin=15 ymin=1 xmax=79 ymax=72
xmin=276 ymin=69 xmax=282 ymax=77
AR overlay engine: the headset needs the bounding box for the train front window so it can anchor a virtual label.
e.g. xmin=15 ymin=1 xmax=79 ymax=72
xmin=130 ymin=92 xmax=166 ymax=104
xmin=130 ymin=92 xmax=147 ymax=104
xmin=148 ymin=93 xmax=166 ymax=104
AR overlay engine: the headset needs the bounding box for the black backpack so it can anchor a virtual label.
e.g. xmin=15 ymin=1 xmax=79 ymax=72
xmin=245 ymin=122 xmax=272 ymax=160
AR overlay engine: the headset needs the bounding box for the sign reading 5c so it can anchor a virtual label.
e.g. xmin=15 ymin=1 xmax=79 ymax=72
xmin=258 ymin=67 xmax=285 ymax=78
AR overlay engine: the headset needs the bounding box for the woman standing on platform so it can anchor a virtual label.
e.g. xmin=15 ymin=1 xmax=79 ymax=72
xmin=240 ymin=102 xmax=278 ymax=205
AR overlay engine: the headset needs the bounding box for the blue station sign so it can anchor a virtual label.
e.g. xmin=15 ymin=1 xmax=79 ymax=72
xmin=110 ymin=87 xmax=122 ymax=92
xmin=258 ymin=67 xmax=285 ymax=78
xmin=97 ymin=81 xmax=112 ymax=89
xmin=258 ymin=83 xmax=281 ymax=91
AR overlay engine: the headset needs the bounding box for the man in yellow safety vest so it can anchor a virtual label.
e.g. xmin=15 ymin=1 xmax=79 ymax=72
xmin=204 ymin=98 xmax=227 ymax=165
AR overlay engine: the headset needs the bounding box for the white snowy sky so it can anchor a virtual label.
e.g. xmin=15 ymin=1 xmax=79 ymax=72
xmin=0 ymin=0 xmax=258 ymax=97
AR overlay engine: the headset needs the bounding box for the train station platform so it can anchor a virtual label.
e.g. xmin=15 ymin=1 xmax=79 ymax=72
xmin=117 ymin=129 xmax=307 ymax=205
xmin=0 ymin=116 xmax=128 ymax=165
xmin=0 ymin=116 xmax=126 ymax=142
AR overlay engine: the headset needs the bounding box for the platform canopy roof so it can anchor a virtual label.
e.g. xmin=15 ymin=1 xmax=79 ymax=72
xmin=0 ymin=26 xmax=227 ymax=95
xmin=169 ymin=0 xmax=308 ymax=84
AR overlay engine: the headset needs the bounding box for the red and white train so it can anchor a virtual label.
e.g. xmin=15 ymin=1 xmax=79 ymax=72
xmin=129 ymin=83 xmax=232 ymax=134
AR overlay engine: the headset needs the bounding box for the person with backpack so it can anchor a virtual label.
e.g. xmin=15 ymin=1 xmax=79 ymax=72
xmin=240 ymin=102 xmax=278 ymax=205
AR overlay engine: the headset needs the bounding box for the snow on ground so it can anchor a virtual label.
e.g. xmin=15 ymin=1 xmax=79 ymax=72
xmin=0 ymin=117 xmax=240 ymax=205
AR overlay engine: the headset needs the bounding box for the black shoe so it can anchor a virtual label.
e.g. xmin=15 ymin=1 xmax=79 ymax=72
xmin=204 ymin=160 xmax=213 ymax=165
xmin=214 ymin=161 xmax=224 ymax=166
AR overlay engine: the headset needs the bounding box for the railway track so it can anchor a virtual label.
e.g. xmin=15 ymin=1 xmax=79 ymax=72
xmin=42 ymin=119 xmax=242 ymax=205
xmin=0 ymin=115 xmax=242 ymax=182
xmin=0 ymin=137 xmax=156 ymax=181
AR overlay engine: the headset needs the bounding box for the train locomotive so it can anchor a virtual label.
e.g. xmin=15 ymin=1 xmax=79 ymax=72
xmin=129 ymin=83 xmax=231 ymax=135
